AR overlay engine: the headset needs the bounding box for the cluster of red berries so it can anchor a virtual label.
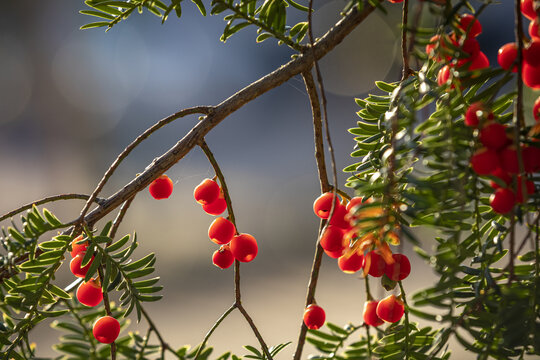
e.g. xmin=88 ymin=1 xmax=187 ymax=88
xmin=363 ymin=295 xmax=405 ymax=326
xmin=68 ymin=235 xmax=120 ymax=344
xmin=467 ymin=103 xmax=539 ymax=214
xmin=498 ymin=1 xmax=540 ymax=89
xmin=193 ymin=178 xmax=258 ymax=268
xmin=429 ymin=14 xmax=489 ymax=87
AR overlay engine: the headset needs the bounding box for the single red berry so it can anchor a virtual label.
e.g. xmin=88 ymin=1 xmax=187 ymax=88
xmin=364 ymin=251 xmax=386 ymax=277
xmin=479 ymin=123 xmax=507 ymax=150
xmin=194 ymin=178 xmax=220 ymax=205
xmin=516 ymin=176 xmax=536 ymax=203
xmin=324 ymin=248 xmax=345 ymax=259
xmin=363 ymin=300 xmax=384 ymax=327
xmin=93 ymin=316 xmax=121 ymax=344
xmin=376 ymin=295 xmax=405 ymax=323
xmin=70 ymin=253 xmax=94 ymax=278
xmin=70 ymin=235 xmax=88 ymax=258
xmin=387 ymin=0 xmax=404 ymax=3
xmin=533 ymin=96 xmax=540 ymax=122
xmin=319 ymin=225 xmax=346 ymax=253
xmin=497 ymin=43 xmax=518 ymax=72
xmin=345 ymin=197 xmax=363 ymax=212
xmin=148 ymin=175 xmax=174 ymax=200
xmin=202 ymin=192 xmax=227 ymax=216
xmin=490 ymin=168 xmax=512 ymax=189
xmin=328 ymin=204 xmax=352 ymax=230
xmin=523 ymin=145 xmax=540 ymax=173
xmin=451 ymin=34 xmax=480 ymax=58
xmin=524 ymin=40 xmax=540 ymax=67
xmin=76 ymin=278 xmax=103 ymax=307
xmin=499 ymin=146 xmax=520 ymax=174
xmin=521 ymin=0 xmax=537 ymax=20
xmin=212 ymin=245 xmax=235 ymax=269
xmin=384 ymin=254 xmax=411 ymax=281
xmin=523 ymin=63 xmax=540 ymax=90
xmin=426 ymin=35 xmax=441 ymax=59
xmin=208 ymin=217 xmax=236 ymax=245
xmin=337 ymin=251 xmax=364 ymax=274
xmin=530 ymin=18 xmax=540 ymax=40
xmin=313 ymin=192 xmax=341 ymax=219
xmin=465 ymin=102 xmax=493 ymax=128
xmin=229 ymin=233 xmax=258 ymax=262
xmin=303 ymin=304 xmax=326 ymax=330
xmin=458 ymin=14 xmax=482 ymax=38
xmin=490 ymin=188 xmax=516 ymax=214
xmin=459 ymin=51 xmax=489 ymax=71
xmin=437 ymin=65 xmax=451 ymax=86
xmin=470 ymin=148 xmax=500 ymax=175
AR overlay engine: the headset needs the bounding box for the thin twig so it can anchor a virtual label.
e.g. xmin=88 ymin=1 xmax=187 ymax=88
xmin=236 ymin=304 xmax=274 ymax=360
xmin=401 ymin=0 xmax=412 ymax=80
xmin=193 ymin=304 xmax=237 ymax=360
xmin=109 ymin=196 xmax=136 ymax=239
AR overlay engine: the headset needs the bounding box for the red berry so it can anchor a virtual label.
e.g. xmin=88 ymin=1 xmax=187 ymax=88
xmin=148 ymin=175 xmax=173 ymax=200
xmin=70 ymin=235 xmax=88 ymax=258
xmin=384 ymin=254 xmax=411 ymax=281
xmin=499 ymin=146 xmax=520 ymax=174
xmin=313 ymin=192 xmax=341 ymax=219
xmin=458 ymin=14 xmax=482 ymax=38
xmin=328 ymin=204 xmax=351 ymax=230
xmin=524 ymin=40 xmax=540 ymax=67
xmin=426 ymin=35 xmax=440 ymax=59
xmin=230 ymin=233 xmax=258 ymax=262
xmin=202 ymin=192 xmax=227 ymax=216
xmin=76 ymin=278 xmax=103 ymax=307
xmin=319 ymin=225 xmax=346 ymax=252
xmin=345 ymin=197 xmax=363 ymax=212
xmin=208 ymin=217 xmax=236 ymax=245
xmin=303 ymin=304 xmax=326 ymax=330
xmin=93 ymin=316 xmax=120 ymax=344
xmin=459 ymin=51 xmax=489 ymax=71
xmin=212 ymin=245 xmax=235 ymax=269
xmin=437 ymin=65 xmax=451 ymax=86
xmin=388 ymin=0 xmax=404 ymax=3
xmin=490 ymin=168 xmax=512 ymax=189
xmin=470 ymin=148 xmax=500 ymax=175
xmin=337 ymin=251 xmax=364 ymax=274
xmin=479 ymin=123 xmax=507 ymax=150
xmin=521 ymin=0 xmax=537 ymax=20
xmin=364 ymin=251 xmax=386 ymax=277
xmin=534 ymin=96 xmax=540 ymax=122
xmin=490 ymin=188 xmax=516 ymax=214
xmin=523 ymin=145 xmax=540 ymax=173
xmin=530 ymin=18 xmax=540 ymax=40
xmin=324 ymin=248 xmax=345 ymax=259
xmin=194 ymin=178 xmax=220 ymax=205
xmin=363 ymin=300 xmax=384 ymax=327
xmin=70 ymin=253 xmax=94 ymax=278
xmin=523 ymin=63 xmax=540 ymax=90
xmin=465 ymin=102 xmax=493 ymax=128
xmin=516 ymin=176 xmax=536 ymax=203
xmin=497 ymin=43 xmax=518 ymax=72
xmin=376 ymin=295 xmax=405 ymax=323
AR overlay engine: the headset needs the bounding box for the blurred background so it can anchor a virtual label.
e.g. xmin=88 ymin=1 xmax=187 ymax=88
xmin=0 ymin=0 xmax=521 ymax=358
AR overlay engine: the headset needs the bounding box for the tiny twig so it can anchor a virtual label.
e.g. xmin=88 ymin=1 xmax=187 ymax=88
xmin=236 ymin=304 xmax=274 ymax=360
xmin=193 ymin=304 xmax=237 ymax=360
xmin=109 ymin=196 xmax=136 ymax=239
xmin=401 ymin=0 xmax=412 ymax=80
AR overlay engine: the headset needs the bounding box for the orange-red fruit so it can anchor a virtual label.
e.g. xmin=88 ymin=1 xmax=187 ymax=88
xmin=521 ymin=0 xmax=537 ymax=20
xmin=346 ymin=197 xmax=363 ymax=212
xmin=523 ymin=63 xmax=540 ymax=90
xmin=76 ymin=278 xmax=103 ymax=307
xmin=458 ymin=14 xmax=482 ymax=38
xmin=388 ymin=0 xmax=403 ymax=3
xmin=70 ymin=253 xmax=94 ymax=278
xmin=230 ymin=233 xmax=258 ymax=263
xmin=523 ymin=145 xmax=540 ymax=173
xmin=426 ymin=35 xmax=441 ymax=59
xmin=465 ymin=102 xmax=493 ymax=128
xmin=202 ymin=192 xmax=227 ymax=216
xmin=338 ymin=251 xmax=364 ymax=274
xmin=208 ymin=217 xmax=236 ymax=245
xmin=364 ymin=251 xmax=386 ymax=277
xmin=149 ymin=175 xmax=174 ymax=200
xmin=384 ymin=254 xmax=411 ymax=281
xmin=194 ymin=178 xmax=220 ymax=205
xmin=534 ymin=97 xmax=540 ymax=122
xmin=499 ymin=147 xmax=519 ymax=174
xmin=324 ymin=248 xmax=345 ymax=259
xmin=93 ymin=316 xmax=120 ymax=344
xmin=516 ymin=176 xmax=536 ymax=203
xmin=212 ymin=245 xmax=235 ymax=269
xmin=530 ymin=18 xmax=540 ymax=40
xmin=313 ymin=192 xmax=340 ymax=219
xmin=458 ymin=51 xmax=489 ymax=71
xmin=328 ymin=204 xmax=351 ymax=230
xmin=363 ymin=300 xmax=384 ymax=327
xmin=497 ymin=43 xmax=518 ymax=72
xmin=470 ymin=148 xmax=499 ymax=175
xmin=490 ymin=188 xmax=516 ymax=214
xmin=320 ymin=225 xmax=346 ymax=252
xmin=524 ymin=40 xmax=540 ymax=67
xmin=376 ymin=295 xmax=405 ymax=323
xmin=303 ymin=304 xmax=326 ymax=330
xmin=490 ymin=168 xmax=511 ymax=189
xmin=479 ymin=123 xmax=507 ymax=150
xmin=70 ymin=236 xmax=88 ymax=258
xmin=437 ymin=65 xmax=451 ymax=86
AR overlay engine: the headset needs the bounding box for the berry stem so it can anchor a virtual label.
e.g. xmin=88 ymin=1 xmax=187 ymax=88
xmin=193 ymin=304 xmax=237 ymax=360
xmin=400 ymin=0 xmax=412 ymax=80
